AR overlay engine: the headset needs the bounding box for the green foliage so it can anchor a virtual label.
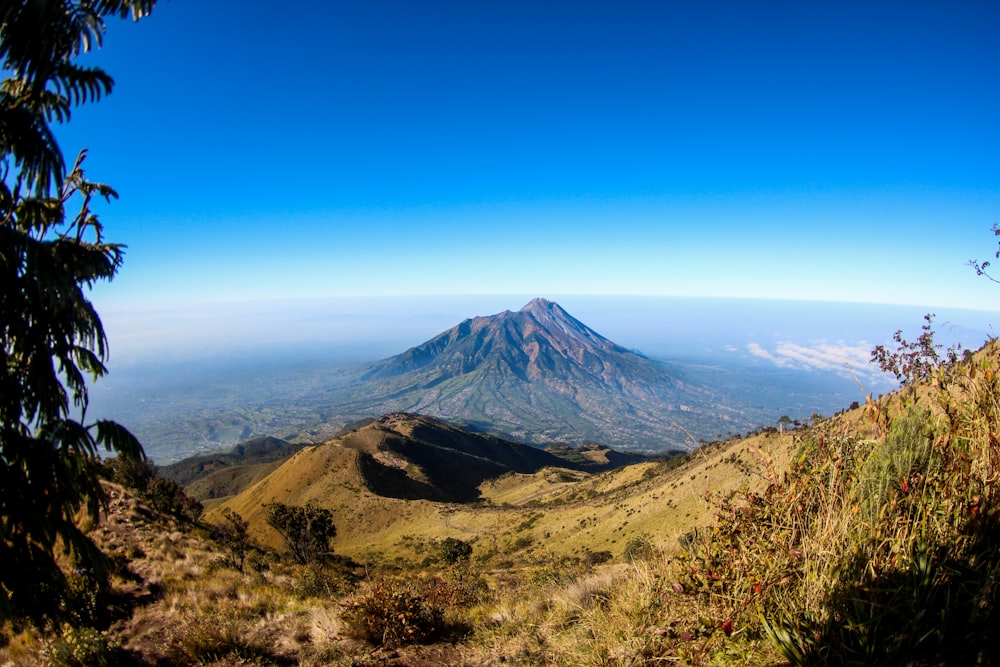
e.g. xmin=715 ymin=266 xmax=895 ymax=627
xmin=531 ymin=554 xmax=588 ymax=588
xmin=623 ymin=534 xmax=657 ymax=563
xmin=102 ymin=456 xmax=154 ymax=493
xmin=292 ymin=557 xmax=360 ymax=599
xmin=0 ymin=0 xmax=156 ymax=624
xmin=103 ymin=457 xmax=202 ymax=521
xmin=58 ymin=568 xmax=109 ymax=630
xmin=583 ymin=549 xmax=612 ymax=566
xmin=342 ymin=578 xmax=443 ymax=647
xmin=43 ymin=624 xmax=121 ymax=667
xmin=216 ymin=508 xmax=251 ymax=573
xmin=509 ymin=534 xmax=533 ymax=551
xmin=421 ymin=569 xmax=489 ymax=608
xmin=162 ymin=600 xmax=276 ymax=665
xmin=264 ymin=501 xmax=336 ymax=564
xmin=145 ymin=477 xmax=202 ymax=521
xmin=0 ymin=0 xmax=154 ymax=195
xmin=438 ymin=536 xmax=473 ymax=565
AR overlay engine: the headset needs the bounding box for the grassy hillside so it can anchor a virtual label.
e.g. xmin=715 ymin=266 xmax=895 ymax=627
xmin=208 ymin=411 xmax=796 ymax=565
xmin=4 ymin=336 xmax=998 ymax=666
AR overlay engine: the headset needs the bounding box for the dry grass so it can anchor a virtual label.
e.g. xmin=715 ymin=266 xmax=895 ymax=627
xmin=0 ymin=422 xmax=814 ymax=666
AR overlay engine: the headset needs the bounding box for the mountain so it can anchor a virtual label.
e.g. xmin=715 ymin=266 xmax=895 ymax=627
xmin=321 ymin=298 xmax=754 ymax=451
xmin=209 ymin=404 xmax=799 ymax=570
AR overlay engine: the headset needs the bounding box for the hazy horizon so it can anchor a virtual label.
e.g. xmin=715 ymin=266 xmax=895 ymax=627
xmin=96 ymin=293 xmax=999 ymax=368
xmin=87 ymin=294 xmax=998 ymax=462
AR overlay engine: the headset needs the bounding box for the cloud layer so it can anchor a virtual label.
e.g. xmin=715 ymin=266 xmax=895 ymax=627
xmin=746 ymin=340 xmax=881 ymax=379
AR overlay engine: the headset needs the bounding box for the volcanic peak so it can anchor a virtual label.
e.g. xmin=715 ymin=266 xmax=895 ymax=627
xmin=338 ymin=298 xmax=752 ymax=450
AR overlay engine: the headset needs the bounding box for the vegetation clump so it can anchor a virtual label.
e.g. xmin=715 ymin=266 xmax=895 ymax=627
xmin=342 ymin=578 xmax=444 ymax=647
xmin=264 ymin=501 xmax=337 ymax=565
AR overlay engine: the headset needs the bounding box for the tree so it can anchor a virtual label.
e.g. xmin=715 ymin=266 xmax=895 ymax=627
xmin=218 ymin=508 xmax=251 ymax=573
xmin=264 ymin=502 xmax=336 ymax=565
xmin=1 ymin=0 xmax=156 ymax=196
xmin=0 ymin=0 xmax=155 ymax=623
xmin=777 ymin=415 xmax=793 ymax=433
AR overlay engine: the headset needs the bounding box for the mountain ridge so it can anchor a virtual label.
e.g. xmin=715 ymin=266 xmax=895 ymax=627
xmin=167 ymin=413 xmax=653 ymax=503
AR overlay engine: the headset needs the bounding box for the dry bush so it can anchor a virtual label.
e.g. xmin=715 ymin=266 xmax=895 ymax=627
xmin=341 ymin=578 xmax=443 ymax=648
xmin=42 ymin=624 xmax=128 ymax=667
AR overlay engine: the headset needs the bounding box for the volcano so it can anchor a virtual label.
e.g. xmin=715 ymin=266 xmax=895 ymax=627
xmin=322 ymin=298 xmax=751 ymax=452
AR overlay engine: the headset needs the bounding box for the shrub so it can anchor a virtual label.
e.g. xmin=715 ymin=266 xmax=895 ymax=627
xmin=146 ymin=477 xmax=203 ymax=521
xmin=623 ymin=535 xmax=657 ymax=563
xmin=163 ymin=601 xmax=274 ymax=665
xmin=421 ymin=570 xmax=490 ymax=608
xmin=342 ymin=578 xmax=443 ymax=647
xmin=670 ymin=343 xmax=1000 ymax=666
xmin=438 ymin=537 xmax=473 ymax=565
xmin=510 ymin=535 xmax=533 ymax=551
xmin=58 ymin=569 xmax=108 ymax=629
xmin=44 ymin=625 xmax=121 ymax=667
xmin=293 ymin=559 xmax=359 ymax=599
xmin=531 ymin=555 xmax=585 ymax=588
xmin=583 ymin=550 xmax=613 ymax=566
xmin=215 ymin=508 xmax=251 ymax=573
xmin=102 ymin=457 xmax=154 ymax=493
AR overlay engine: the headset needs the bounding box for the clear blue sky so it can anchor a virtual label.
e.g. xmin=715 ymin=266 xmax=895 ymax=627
xmin=59 ymin=1 xmax=1000 ymax=313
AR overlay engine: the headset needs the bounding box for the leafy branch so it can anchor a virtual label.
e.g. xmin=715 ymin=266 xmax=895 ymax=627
xmin=968 ymin=223 xmax=1000 ymax=284
xmin=870 ymin=314 xmax=961 ymax=387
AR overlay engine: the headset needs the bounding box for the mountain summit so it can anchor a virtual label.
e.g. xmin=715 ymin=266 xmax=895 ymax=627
xmin=329 ymin=299 xmax=751 ymax=451
xmin=362 ymin=297 xmax=638 ymax=386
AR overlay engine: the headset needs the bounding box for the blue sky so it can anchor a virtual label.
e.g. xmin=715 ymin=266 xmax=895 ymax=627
xmin=57 ymin=1 xmax=1000 ymax=315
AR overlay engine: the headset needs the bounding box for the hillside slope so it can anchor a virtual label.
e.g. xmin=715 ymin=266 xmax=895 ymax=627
xmin=211 ymin=411 xmax=802 ymax=563
xmin=159 ymin=436 xmax=305 ymax=500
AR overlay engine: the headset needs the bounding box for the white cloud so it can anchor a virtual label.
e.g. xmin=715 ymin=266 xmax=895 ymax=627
xmin=746 ymin=340 xmax=879 ymax=377
xmin=747 ymin=342 xmax=785 ymax=365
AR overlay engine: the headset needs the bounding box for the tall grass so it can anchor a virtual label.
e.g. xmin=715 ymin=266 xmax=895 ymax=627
xmin=675 ymin=341 xmax=1000 ymax=665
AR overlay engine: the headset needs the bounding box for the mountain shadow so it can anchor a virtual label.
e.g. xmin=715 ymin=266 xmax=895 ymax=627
xmin=342 ymin=412 xmax=639 ymax=502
